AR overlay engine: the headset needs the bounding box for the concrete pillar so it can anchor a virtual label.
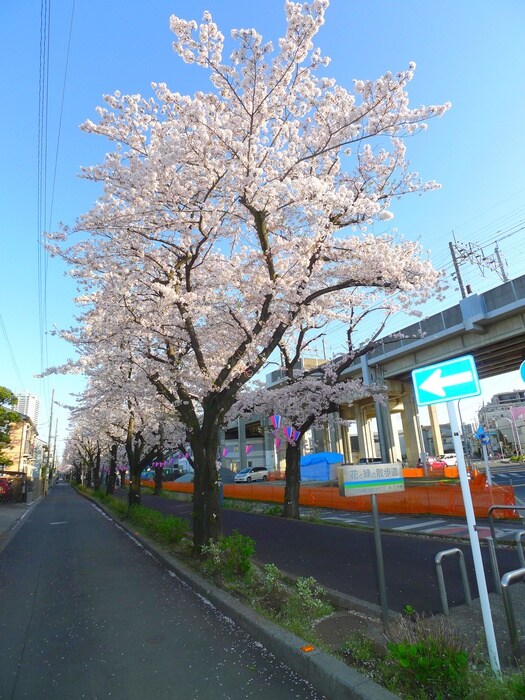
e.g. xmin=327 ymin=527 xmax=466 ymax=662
xmin=428 ymin=405 xmax=444 ymax=456
xmin=356 ymin=404 xmax=376 ymax=458
xmin=339 ymin=405 xmax=355 ymax=464
xmin=400 ymin=387 xmax=423 ymax=466
xmin=390 ymin=411 xmax=403 ymax=462
xmin=374 ymin=398 xmax=398 ymax=462
xmin=262 ymin=416 xmax=277 ymax=471
xmin=238 ymin=417 xmax=246 ymax=470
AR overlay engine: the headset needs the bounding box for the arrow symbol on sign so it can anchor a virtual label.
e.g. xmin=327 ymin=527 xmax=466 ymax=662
xmin=419 ymin=369 xmax=474 ymax=397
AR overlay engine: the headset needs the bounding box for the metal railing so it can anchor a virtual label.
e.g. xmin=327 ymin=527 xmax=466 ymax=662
xmin=501 ymin=568 xmax=525 ymax=661
xmin=488 ymin=504 xmax=525 ymax=542
xmin=516 ymin=531 xmax=525 ymax=568
xmin=435 ymin=548 xmax=472 ymax=616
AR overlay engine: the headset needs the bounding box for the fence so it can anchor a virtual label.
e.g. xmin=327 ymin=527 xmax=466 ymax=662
xmin=154 ymin=479 xmax=518 ymax=519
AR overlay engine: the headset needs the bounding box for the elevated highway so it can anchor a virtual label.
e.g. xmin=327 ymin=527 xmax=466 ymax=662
xmin=341 ymin=274 xmax=525 ymax=465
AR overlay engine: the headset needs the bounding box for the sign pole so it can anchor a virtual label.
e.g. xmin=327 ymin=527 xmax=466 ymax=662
xmin=482 ymin=441 xmax=493 ymax=486
xmin=371 ymin=493 xmax=389 ymax=630
xmin=447 ymin=401 xmax=501 ymax=675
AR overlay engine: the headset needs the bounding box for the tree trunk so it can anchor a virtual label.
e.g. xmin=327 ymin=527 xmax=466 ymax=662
xmin=118 ymin=469 xmax=127 ymax=489
xmin=191 ymin=422 xmax=221 ymax=554
xmin=154 ymin=466 xmax=163 ymax=496
xmin=74 ymin=462 xmax=82 ymax=485
xmin=93 ymin=447 xmax=101 ymax=491
xmin=106 ymin=444 xmax=118 ymax=496
xmin=128 ymin=468 xmax=141 ymax=506
xmin=283 ymin=441 xmax=301 ymax=519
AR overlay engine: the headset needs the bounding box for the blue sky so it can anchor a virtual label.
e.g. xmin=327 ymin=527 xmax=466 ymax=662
xmin=1 ymin=0 xmax=525 ymax=453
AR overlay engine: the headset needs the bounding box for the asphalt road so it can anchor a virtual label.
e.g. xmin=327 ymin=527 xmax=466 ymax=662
xmin=132 ymin=490 xmax=524 ymax=614
xmin=0 ymin=486 xmax=325 ymax=700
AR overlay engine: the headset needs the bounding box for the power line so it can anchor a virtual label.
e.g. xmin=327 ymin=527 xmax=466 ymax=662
xmin=37 ymin=0 xmax=51 ymax=378
xmin=0 ymin=313 xmax=25 ymax=390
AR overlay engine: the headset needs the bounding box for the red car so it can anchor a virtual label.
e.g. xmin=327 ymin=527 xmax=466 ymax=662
xmin=417 ymin=456 xmax=447 ymax=471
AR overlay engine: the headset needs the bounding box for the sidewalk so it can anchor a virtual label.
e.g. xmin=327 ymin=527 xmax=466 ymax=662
xmin=0 ymin=501 xmax=34 ymax=551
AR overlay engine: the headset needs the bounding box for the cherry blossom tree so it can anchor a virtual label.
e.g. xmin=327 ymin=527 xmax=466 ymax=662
xmin=64 ymin=344 xmax=186 ymax=505
xmin=51 ymin=0 xmax=449 ymax=550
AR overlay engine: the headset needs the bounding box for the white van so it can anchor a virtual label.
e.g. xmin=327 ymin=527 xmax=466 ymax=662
xmin=437 ymin=454 xmax=457 ymax=467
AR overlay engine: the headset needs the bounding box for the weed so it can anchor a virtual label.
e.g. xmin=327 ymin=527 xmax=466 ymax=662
xmin=201 ymin=530 xmax=255 ymax=581
xmin=382 ymin=613 xmax=470 ymax=699
xmin=340 ymin=632 xmax=378 ymax=665
xmin=282 ymin=576 xmax=333 ymax=631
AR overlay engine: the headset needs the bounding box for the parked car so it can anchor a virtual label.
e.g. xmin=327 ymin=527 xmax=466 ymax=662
xmin=234 ymin=466 xmax=269 ymax=483
xmin=417 ymin=456 xmax=447 ymax=471
xmin=437 ymin=454 xmax=457 ymax=467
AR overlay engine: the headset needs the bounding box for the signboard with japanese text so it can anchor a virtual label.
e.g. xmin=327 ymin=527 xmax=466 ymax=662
xmin=337 ymin=463 xmax=405 ymax=498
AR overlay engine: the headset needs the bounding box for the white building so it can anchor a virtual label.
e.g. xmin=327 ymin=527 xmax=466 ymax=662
xmin=478 ymin=390 xmax=525 ymax=455
xmin=15 ymin=394 xmax=40 ymax=427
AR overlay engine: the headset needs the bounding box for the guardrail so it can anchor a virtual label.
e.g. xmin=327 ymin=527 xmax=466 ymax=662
xmin=435 ymin=548 xmax=472 ymax=616
xmin=501 ymin=568 xmax=525 ymax=661
xmin=488 ymin=504 xmax=525 ymax=542
xmin=516 ymin=531 xmax=525 ymax=568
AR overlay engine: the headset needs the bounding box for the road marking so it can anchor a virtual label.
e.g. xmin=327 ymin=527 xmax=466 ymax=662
xmin=395 ymin=519 xmax=446 ymax=531
xmin=49 ymin=521 xmax=68 ymax=525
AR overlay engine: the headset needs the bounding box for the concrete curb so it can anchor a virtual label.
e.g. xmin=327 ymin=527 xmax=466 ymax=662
xmin=84 ymin=492 xmax=400 ymax=700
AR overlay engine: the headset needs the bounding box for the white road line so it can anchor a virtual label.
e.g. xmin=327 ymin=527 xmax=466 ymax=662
xmin=395 ymin=519 xmax=446 ymax=531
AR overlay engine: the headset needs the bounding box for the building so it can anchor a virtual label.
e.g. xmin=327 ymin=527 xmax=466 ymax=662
xmin=15 ymin=393 xmax=40 ymax=427
xmin=2 ymin=413 xmax=38 ymax=476
xmin=478 ymin=391 xmax=525 ymax=456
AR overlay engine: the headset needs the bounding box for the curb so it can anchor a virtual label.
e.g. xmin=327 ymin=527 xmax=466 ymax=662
xmin=83 ymin=491 xmax=400 ymax=700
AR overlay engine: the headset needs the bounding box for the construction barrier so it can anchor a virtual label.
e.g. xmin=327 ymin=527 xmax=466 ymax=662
xmin=402 ymin=468 xmax=424 ymax=478
xmin=150 ymin=479 xmax=518 ymax=520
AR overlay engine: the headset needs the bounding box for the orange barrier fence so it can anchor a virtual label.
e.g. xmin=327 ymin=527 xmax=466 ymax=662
xmin=402 ymin=468 xmax=424 ymax=478
xmin=150 ymin=479 xmax=518 ymax=519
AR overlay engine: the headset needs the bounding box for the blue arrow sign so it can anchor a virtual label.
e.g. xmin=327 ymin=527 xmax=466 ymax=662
xmin=412 ymin=355 xmax=481 ymax=407
xmin=475 ymin=425 xmax=486 ymax=439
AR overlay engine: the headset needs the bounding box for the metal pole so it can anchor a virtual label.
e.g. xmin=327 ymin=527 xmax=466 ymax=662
xmin=482 ymin=442 xmax=493 ymax=486
xmin=449 ymin=240 xmax=467 ymax=299
xmin=447 ymin=401 xmax=501 ymax=675
xmin=43 ymin=389 xmax=54 ymax=496
xmin=371 ymin=494 xmax=389 ymax=630
xmin=486 ymin=537 xmax=502 ymax=594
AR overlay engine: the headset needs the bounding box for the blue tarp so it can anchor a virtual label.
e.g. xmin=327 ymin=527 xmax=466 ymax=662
xmin=300 ymin=452 xmax=343 ymax=481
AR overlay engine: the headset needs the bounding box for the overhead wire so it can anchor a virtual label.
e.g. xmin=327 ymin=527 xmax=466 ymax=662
xmin=37 ymin=0 xmax=51 ymax=383
xmin=36 ymin=0 xmax=76 ymax=438
xmin=0 ymin=313 xmax=25 ymax=390
xmin=317 ymin=191 xmax=525 ymax=357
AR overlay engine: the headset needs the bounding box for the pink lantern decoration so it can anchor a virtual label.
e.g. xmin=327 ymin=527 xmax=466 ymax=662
xmin=245 ymin=444 xmax=253 ymax=455
xmin=293 ymin=430 xmax=300 ymax=442
xmin=285 ymin=426 xmax=294 ymax=440
xmin=269 ymin=415 xmax=281 ymax=429
xmin=274 ymin=437 xmax=281 ymax=449
xmin=222 ymin=448 xmax=229 ymax=457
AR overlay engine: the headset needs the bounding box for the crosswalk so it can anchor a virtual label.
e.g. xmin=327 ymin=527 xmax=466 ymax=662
xmin=313 ymin=509 xmax=525 ymax=542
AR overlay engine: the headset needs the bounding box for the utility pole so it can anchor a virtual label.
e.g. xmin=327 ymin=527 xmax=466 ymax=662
xmin=449 ymin=235 xmax=509 ymax=297
xmin=449 ymin=239 xmax=466 ymax=299
xmin=42 ymin=389 xmax=54 ymax=495
xmin=50 ymin=417 xmax=58 ymax=485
